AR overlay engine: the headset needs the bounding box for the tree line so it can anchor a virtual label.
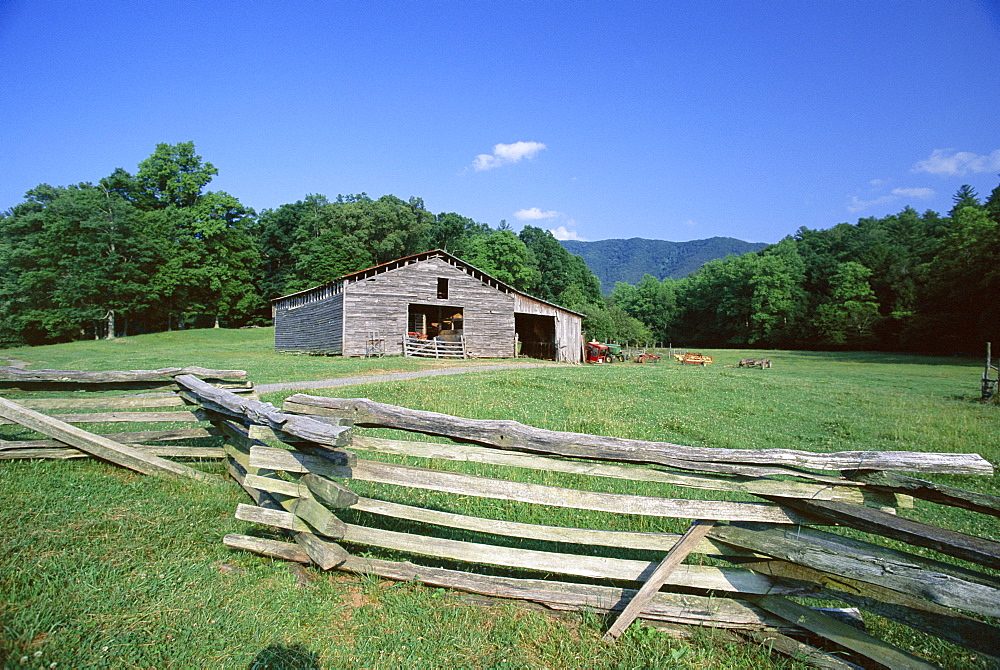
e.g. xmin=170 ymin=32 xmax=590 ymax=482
xmin=0 ymin=142 xmax=605 ymax=346
xmin=4 ymin=141 xmax=995 ymax=354
xmin=609 ymin=183 xmax=1000 ymax=353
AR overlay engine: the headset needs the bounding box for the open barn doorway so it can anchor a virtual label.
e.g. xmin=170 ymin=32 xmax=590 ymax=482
xmin=515 ymin=313 xmax=556 ymax=360
xmin=408 ymin=304 xmax=464 ymax=340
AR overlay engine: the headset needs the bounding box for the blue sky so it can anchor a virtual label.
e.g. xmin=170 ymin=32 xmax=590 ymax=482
xmin=2 ymin=1 xmax=998 ymax=244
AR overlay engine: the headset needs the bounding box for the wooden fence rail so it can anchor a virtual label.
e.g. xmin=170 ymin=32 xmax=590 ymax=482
xmin=0 ymin=367 xmax=249 ymax=480
xmin=182 ymin=387 xmax=999 ymax=668
xmin=5 ymin=368 xmax=999 ymax=667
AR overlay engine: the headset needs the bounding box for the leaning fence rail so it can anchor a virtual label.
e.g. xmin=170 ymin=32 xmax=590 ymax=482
xmin=0 ymin=366 xmax=250 ymax=481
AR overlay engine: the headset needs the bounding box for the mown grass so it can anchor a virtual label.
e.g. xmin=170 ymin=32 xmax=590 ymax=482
xmin=1 ymin=331 xmax=998 ymax=668
xmin=0 ymin=327 xmax=545 ymax=385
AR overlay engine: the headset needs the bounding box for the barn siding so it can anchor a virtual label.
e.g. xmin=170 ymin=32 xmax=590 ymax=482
xmin=272 ymin=251 xmax=582 ymax=361
xmin=342 ymin=257 xmax=516 ymax=357
xmin=274 ymin=287 xmax=345 ymax=353
xmin=513 ymin=294 xmax=583 ymax=363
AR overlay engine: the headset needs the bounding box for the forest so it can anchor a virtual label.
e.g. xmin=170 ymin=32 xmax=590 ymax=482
xmin=1 ymin=141 xmax=997 ymax=354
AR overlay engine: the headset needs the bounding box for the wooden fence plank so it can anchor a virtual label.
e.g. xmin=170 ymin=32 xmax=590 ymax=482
xmin=0 ymin=366 xmax=247 ymax=382
xmin=0 ymin=445 xmax=223 ymax=460
xmin=284 ymin=395 xmax=993 ymax=475
xmin=0 ymin=410 xmax=205 ymax=425
xmin=0 ymin=396 xmax=216 ymax=483
xmin=301 ymin=474 xmax=359 ymax=508
xmin=15 ymin=396 xmax=185 ymax=410
xmin=295 ymin=532 xmax=348 ymax=569
xmin=348 ymin=435 xmax=895 ymax=505
xmin=338 ymin=522 xmax=804 ymax=595
xmin=223 ymin=533 xmax=310 ymax=563
xmin=604 ymin=520 xmax=716 ymax=640
xmin=740 ymin=629 xmax=863 ymax=670
xmin=778 ymin=498 xmax=1000 ymax=569
xmin=351 ymin=496 xmax=730 ymax=555
xmin=244 ymin=473 xmax=305 ymax=498
xmin=753 ymin=595 xmax=937 ymax=670
xmin=732 ymin=555 xmax=1000 ymax=660
xmin=247 ymin=446 xmax=808 ymax=523
xmin=709 ymin=523 xmax=1000 ymax=619
xmin=290 ymin=497 xmax=346 ymax=538
xmin=852 ymin=470 xmax=1000 ymax=517
xmin=230 ymin=533 xmax=787 ymax=629
xmin=175 ymin=375 xmax=351 ymax=449
xmin=235 ymin=502 xmax=311 ymax=533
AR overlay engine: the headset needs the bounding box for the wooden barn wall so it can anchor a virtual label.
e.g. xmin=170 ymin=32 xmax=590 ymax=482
xmin=342 ymin=257 xmax=516 ymax=358
xmin=274 ymin=291 xmax=344 ymax=353
xmin=513 ymin=295 xmax=583 ymax=364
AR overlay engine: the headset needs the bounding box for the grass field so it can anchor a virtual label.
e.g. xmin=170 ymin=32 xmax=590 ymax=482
xmin=1 ymin=328 xmax=998 ymax=668
xmin=0 ymin=328 xmax=540 ymax=385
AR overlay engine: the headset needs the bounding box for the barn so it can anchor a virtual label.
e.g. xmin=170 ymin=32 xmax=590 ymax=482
xmin=272 ymin=249 xmax=584 ymax=363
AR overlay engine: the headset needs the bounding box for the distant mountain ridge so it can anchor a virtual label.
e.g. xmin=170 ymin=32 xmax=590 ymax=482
xmin=560 ymin=237 xmax=769 ymax=292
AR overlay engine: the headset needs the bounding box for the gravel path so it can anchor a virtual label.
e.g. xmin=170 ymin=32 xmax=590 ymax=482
xmin=255 ymin=362 xmax=562 ymax=394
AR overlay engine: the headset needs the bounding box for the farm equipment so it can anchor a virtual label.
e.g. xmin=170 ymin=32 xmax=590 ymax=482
xmin=738 ymin=357 xmax=772 ymax=369
xmin=604 ymin=343 xmax=626 ymax=362
xmin=674 ymin=351 xmax=713 ymax=366
xmin=585 ymin=341 xmax=611 ymax=364
xmin=633 ymin=353 xmax=661 ymax=363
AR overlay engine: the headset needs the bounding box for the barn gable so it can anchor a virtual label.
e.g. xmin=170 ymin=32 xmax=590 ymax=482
xmin=272 ymin=250 xmax=583 ymax=362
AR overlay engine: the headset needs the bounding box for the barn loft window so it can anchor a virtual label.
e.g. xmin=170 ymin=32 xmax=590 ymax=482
xmin=437 ymin=277 xmax=449 ymax=299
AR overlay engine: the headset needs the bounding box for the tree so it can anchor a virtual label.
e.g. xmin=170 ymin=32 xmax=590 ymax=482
xmin=425 ymin=212 xmax=490 ymax=256
xmin=985 ymin=182 xmax=1000 ymax=226
xmin=315 ymin=194 xmax=433 ymax=270
xmin=814 ymin=262 xmax=882 ymax=347
xmin=256 ymin=194 xmax=330 ymax=299
xmin=518 ymin=226 xmax=602 ymax=307
xmin=132 ymin=141 xmax=219 ymax=209
xmin=611 ymin=274 xmax=678 ymax=342
xmin=577 ymin=300 xmax=652 ymax=345
xmin=463 ymin=230 xmax=540 ymax=293
xmin=949 ymin=184 xmax=980 ymax=217
xmin=912 ymin=204 xmax=1000 ymax=351
xmin=0 ymin=142 xmax=264 ymax=343
xmin=0 ymin=183 xmax=159 ymax=343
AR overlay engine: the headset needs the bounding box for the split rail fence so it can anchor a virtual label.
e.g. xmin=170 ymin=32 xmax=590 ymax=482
xmin=2 ymin=367 xmax=1000 ymax=668
xmin=0 ymin=366 xmax=251 ymax=479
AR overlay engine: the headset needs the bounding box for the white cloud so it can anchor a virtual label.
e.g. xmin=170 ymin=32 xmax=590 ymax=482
xmin=848 ymin=184 xmax=936 ymax=213
xmin=473 ymin=141 xmax=546 ymax=171
xmin=550 ymin=225 xmax=586 ymax=241
xmin=891 ymin=187 xmax=934 ymax=199
xmin=847 ymin=194 xmax=896 ymax=213
xmin=912 ymin=149 xmax=1000 ymax=176
xmin=514 ymin=207 xmax=560 ymax=221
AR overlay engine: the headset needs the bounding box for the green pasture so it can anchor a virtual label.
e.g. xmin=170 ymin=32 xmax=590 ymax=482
xmin=1 ymin=329 xmax=998 ymax=668
xmin=0 ymin=327 xmax=537 ymax=385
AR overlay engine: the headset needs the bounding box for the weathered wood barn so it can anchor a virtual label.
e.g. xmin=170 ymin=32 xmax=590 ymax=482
xmin=272 ymin=250 xmax=584 ymax=362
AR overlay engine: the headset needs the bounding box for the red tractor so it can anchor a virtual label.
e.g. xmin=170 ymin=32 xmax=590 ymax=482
xmin=585 ymin=341 xmax=611 ymax=364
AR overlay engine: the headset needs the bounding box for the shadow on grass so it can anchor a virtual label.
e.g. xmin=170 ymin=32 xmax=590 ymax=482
xmin=249 ymin=644 xmax=321 ymax=670
xmin=778 ymin=349 xmax=987 ymax=367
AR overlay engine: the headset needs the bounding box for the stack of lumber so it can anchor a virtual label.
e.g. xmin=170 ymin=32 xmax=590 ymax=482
xmin=192 ymin=386 xmax=1000 ymax=668
xmin=0 ymin=366 xmax=251 ymax=482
